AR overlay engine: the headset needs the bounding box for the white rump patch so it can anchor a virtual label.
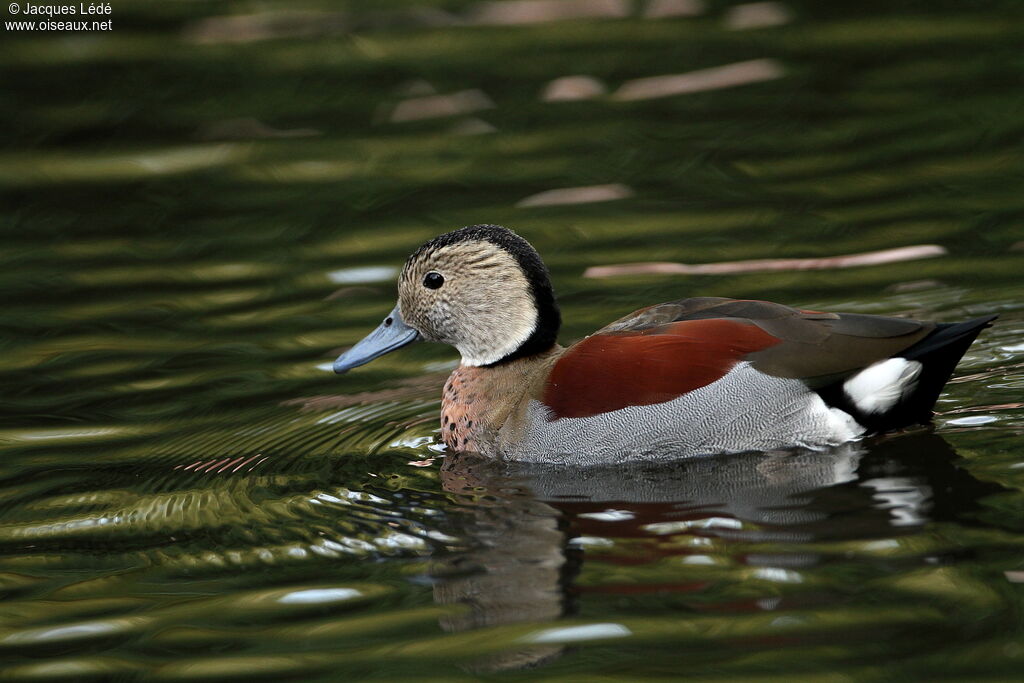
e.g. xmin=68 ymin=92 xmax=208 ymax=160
xmin=843 ymin=358 xmax=922 ymax=414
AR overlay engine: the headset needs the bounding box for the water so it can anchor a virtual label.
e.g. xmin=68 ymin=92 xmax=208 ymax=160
xmin=2 ymin=0 xmax=1024 ymax=679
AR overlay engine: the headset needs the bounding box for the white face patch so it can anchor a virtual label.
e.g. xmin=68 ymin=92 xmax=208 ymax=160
xmin=458 ymin=316 xmax=536 ymax=367
xmin=843 ymin=358 xmax=922 ymax=415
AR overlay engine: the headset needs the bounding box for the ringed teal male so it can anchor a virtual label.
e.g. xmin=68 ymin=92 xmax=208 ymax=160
xmin=333 ymin=225 xmax=995 ymax=464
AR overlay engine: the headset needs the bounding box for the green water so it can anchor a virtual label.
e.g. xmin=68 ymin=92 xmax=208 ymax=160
xmin=2 ymin=0 xmax=1024 ymax=679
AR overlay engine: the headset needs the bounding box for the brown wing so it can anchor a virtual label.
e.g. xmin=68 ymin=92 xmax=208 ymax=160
xmin=593 ymin=297 xmax=934 ymax=385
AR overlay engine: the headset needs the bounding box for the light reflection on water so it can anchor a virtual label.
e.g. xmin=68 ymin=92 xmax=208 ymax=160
xmin=2 ymin=0 xmax=1024 ymax=679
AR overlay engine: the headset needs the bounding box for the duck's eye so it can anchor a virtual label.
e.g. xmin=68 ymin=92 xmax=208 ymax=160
xmin=423 ymin=272 xmax=445 ymax=290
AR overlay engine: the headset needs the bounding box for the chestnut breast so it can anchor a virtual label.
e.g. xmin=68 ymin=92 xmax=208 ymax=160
xmin=440 ymin=350 xmax=563 ymax=454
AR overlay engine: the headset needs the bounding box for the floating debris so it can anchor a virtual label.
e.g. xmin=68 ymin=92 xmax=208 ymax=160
xmin=542 ymin=75 xmax=607 ymax=101
xmin=613 ymin=59 xmax=784 ymax=100
xmin=466 ymin=0 xmax=629 ymax=25
xmin=389 ymin=90 xmax=495 ymax=122
xmin=724 ymin=2 xmax=793 ymax=30
xmin=516 ymin=183 xmax=634 ymax=207
xmin=643 ymin=0 xmax=706 ymax=19
xmin=584 ymin=244 xmax=948 ymax=278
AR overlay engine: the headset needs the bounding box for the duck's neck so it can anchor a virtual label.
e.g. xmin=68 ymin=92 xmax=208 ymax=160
xmin=441 ymin=347 xmax=563 ymax=454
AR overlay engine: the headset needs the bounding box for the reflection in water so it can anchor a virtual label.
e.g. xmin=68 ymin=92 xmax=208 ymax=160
xmin=434 ymin=434 xmax=1004 ymax=671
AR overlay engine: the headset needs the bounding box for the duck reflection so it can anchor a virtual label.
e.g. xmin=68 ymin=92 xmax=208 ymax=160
xmin=432 ymin=433 xmax=1003 ymax=671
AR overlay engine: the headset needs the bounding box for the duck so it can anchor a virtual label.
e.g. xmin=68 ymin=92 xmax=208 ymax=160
xmin=333 ymin=224 xmax=995 ymax=464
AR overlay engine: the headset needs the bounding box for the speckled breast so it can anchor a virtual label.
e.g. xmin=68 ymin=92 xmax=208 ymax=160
xmin=440 ymin=366 xmax=487 ymax=453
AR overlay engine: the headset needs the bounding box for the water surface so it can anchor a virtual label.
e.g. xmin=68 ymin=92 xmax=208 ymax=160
xmin=2 ymin=0 xmax=1024 ymax=679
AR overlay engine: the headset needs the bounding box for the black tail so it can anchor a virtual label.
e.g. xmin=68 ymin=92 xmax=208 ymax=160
xmin=888 ymin=314 xmax=997 ymax=428
xmin=817 ymin=314 xmax=996 ymax=434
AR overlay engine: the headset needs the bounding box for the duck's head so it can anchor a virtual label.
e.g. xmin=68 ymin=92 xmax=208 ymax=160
xmin=333 ymin=224 xmax=561 ymax=373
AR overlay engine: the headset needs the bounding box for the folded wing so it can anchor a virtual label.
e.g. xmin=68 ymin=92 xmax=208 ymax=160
xmin=541 ymin=298 xmax=933 ymax=420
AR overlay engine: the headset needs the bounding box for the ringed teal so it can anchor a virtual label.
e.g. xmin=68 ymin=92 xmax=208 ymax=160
xmin=333 ymin=225 xmax=995 ymax=464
